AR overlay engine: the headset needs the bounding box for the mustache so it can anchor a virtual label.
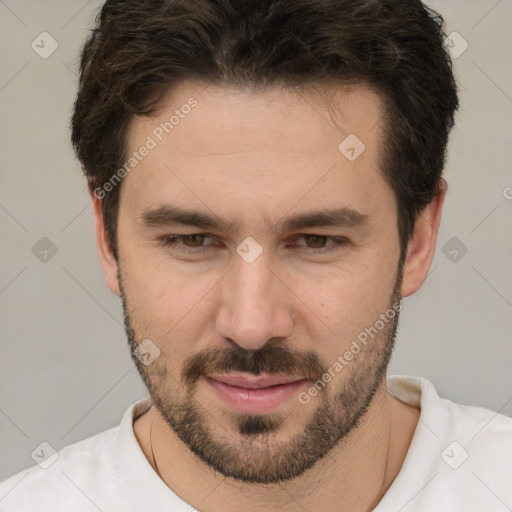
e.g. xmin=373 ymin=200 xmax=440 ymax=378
xmin=182 ymin=344 xmax=327 ymax=387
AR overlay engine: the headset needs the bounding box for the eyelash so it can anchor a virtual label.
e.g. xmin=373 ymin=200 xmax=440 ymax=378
xmin=160 ymin=234 xmax=348 ymax=255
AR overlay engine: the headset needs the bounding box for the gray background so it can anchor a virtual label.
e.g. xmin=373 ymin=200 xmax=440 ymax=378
xmin=1 ymin=0 xmax=511 ymax=481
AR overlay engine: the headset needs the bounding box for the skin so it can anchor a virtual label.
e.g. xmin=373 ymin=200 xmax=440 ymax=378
xmin=90 ymin=81 xmax=446 ymax=511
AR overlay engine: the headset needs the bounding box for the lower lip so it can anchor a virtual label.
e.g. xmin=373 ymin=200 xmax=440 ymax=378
xmin=205 ymin=377 xmax=308 ymax=414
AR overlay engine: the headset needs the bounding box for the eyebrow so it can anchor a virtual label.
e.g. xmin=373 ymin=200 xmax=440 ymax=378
xmin=138 ymin=205 xmax=370 ymax=233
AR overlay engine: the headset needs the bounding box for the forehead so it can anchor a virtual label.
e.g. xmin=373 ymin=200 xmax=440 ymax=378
xmin=121 ymin=81 xmax=392 ymax=232
xmin=128 ymin=80 xmax=383 ymax=158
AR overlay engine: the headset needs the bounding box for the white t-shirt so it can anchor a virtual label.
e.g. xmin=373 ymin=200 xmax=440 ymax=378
xmin=1 ymin=375 xmax=512 ymax=512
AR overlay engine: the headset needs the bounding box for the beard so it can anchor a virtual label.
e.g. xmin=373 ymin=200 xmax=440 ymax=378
xmin=120 ymin=259 xmax=404 ymax=485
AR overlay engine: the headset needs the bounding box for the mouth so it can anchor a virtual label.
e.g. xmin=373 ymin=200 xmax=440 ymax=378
xmin=204 ymin=372 xmax=309 ymax=414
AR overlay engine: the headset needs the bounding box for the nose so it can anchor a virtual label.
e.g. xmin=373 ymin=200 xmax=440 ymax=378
xmin=215 ymin=249 xmax=294 ymax=351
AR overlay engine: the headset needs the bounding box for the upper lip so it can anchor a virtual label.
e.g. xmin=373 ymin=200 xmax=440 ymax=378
xmin=207 ymin=373 xmax=305 ymax=389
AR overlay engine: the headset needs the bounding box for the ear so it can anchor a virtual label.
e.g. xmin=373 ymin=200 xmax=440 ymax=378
xmin=401 ymin=179 xmax=447 ymax=298
xmin=89 ymin=188 xmax=121 ymax=297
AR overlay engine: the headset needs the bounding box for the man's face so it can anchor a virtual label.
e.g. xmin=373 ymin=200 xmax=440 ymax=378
xmin=115 ymin=82 xmax=403 ymax=483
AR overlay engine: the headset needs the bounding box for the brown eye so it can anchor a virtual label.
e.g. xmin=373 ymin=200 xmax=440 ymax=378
xmin=292 ymin=234 xmax=348 ymax=254
xmin=303 ymin=235 xmax=328 ymax=248
xmin=182 ymin=234 xmax=207 ymax=247
xmin=160 ymin=233 xmax=215 ymax=253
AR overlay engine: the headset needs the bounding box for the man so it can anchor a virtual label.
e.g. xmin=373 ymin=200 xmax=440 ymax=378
xmin=1 ymin=0 xmax=511 ymax=510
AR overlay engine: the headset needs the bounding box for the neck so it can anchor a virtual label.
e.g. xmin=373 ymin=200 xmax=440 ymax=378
xmin=135 ymin=378 xmax=419 ymax=512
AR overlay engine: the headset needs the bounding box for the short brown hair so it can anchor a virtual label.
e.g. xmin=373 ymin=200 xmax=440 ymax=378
xmin=71 ymin=0 xmax=459 ymax=261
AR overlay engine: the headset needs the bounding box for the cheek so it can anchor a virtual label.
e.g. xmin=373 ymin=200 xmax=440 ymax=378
xmin=290 ymin=253 xmax=398 ymax=347
xmin=120 ymin=247 xmax=220 ymax=344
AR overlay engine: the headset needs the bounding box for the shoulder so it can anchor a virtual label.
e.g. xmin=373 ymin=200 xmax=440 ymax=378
xmin=389 ymin=374 xmax=512 ymax=443
xmin=380 ymin=375 xmax=512 ymax=511
xmin=0 ymin=426 xmax=121 ymax=512
xmin=443 ymin=394 xmax=512 ymax=467
xmin=0 ymin=398 xmax=153 ymax=512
